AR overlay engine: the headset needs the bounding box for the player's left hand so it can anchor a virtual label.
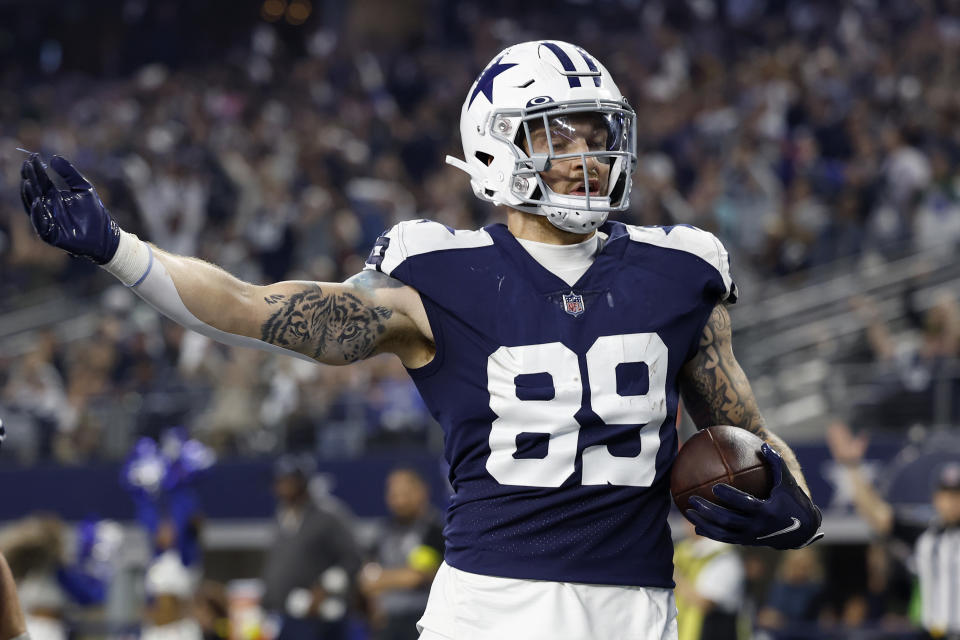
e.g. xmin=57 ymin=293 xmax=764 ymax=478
xmin=20 ymin=154 xmax=120 ymax=264
xmin=686 ymin=442 xmax=823 ymax=550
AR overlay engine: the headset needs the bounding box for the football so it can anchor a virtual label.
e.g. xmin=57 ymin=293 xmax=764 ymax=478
xmin=670 ymin=425 xmax=774 ymax=516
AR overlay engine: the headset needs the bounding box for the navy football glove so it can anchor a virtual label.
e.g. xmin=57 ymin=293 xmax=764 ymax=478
xmin=686 ymin=442 xmax=823 ymax=550
xmin=20 ymin=154 xmax=120 ymax=264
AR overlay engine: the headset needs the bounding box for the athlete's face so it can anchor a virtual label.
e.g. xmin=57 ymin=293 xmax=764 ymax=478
xmin=933 ymin=489 xmax=960 ymax=525
xmin=386 ymin=470 xmax=428 ymax=522
xmin=274 ymin=474 xmax=307 ymax=505
xmin=526 ymin=113 xmax=611 ymax=198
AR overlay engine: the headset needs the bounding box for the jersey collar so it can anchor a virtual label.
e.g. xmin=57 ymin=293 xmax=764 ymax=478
xmin=484 ymin=220 xmax=630 ymax=295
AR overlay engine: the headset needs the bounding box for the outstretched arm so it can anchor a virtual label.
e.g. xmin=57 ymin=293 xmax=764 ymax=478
xmin=19 ymin=154 xmax=433 ymax=368
xmin=679 ymin=304 xmax=810 ymax=495
xmin=145 ymin=249 xmax=432 ymax=366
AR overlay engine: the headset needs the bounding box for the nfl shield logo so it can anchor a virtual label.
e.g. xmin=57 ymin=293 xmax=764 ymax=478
xmin=562 ymin=292 xmax=585 ymax=317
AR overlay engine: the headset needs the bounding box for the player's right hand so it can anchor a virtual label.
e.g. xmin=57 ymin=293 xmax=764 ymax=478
xmin=20 ymin=154 xmax=120 ymax=264
xmin=686 ymin=443 xmax=824 ymax=550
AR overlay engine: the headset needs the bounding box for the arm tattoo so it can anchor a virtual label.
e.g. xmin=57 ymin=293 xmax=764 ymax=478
xmin=680 ymin=305 xmax=772 ymax=440
xmin=260 ymin=284 xmax=393 ymax=363
xmin=681 ymin=304 xmax=811 ymax=494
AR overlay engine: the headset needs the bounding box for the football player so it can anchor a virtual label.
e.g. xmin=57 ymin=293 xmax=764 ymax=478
xmin=19 ymin=41 xmax=822 ymax=640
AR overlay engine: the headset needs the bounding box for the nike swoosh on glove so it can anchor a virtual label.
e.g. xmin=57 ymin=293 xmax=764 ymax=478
xmin=20 ymin=154 xmax=120 ymax=264
xmin=685 ymin=442 xmax=824 ymax=550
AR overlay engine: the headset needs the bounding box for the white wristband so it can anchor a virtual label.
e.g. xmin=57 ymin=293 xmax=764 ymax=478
xmin=102 ymin=230 xmax=152 ymax=286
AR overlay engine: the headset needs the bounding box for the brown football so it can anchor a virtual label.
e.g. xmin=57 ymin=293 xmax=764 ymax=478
xmin=670 ymin=425 xmax=773 ymax=516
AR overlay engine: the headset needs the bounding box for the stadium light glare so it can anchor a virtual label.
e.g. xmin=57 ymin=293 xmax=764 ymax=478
xmin=287 ymin=0 xmax=312 ymax=25
xmin=261 ymin=0 xmax=285 ymax=22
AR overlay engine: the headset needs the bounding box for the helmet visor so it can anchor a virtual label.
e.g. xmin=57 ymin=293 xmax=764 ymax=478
xmin=522 ymin=111 xmax=633 ymax=156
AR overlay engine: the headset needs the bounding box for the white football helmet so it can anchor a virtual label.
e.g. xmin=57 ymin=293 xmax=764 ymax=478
xmin=446 ymin=40 xmax=637 ymax=233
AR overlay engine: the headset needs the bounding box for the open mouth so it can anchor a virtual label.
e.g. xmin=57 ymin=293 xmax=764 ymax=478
xmin=569 ymin=179 xmax=600 ymax=196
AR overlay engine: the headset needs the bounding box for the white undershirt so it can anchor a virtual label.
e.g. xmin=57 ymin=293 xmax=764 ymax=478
xmin=515 ymin=232 xmax=606 ymax=287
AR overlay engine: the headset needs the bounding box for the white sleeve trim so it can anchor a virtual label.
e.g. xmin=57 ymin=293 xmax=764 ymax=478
xmin=365 ymin=220 xmax=493 ymax=277
xmin=625 ymin=225 xmax=735 ymax=300
xmin=382 ymin=222 xmax=408 ymax=276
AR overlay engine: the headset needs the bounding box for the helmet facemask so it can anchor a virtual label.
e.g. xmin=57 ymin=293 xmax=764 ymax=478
xmin=471 ymin=99 xmax=636 ymax=233
xmin=503 ymin=101 xmax=636 ymax=232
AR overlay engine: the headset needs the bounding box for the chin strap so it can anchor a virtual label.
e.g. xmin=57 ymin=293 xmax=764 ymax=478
xmin=445 ymin=155 xmax=487 ymax=183
xmin=446 ymin=154 xmax=610 ymax=233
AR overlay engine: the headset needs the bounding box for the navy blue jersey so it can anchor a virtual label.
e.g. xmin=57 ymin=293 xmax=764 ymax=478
xmin=364 ymin=219 xmax=736 ymax=588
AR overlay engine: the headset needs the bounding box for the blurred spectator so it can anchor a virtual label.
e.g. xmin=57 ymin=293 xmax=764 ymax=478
xmin=913 ymin=148 xmax=960 ymax=256
xmin=0 ymin=552 xmax=27 ymax=640
xmin=1 ymin=348 xmax=73 ymax=462
xmin=17 ymin=576 xmax=67 ymax=640
xmin=359 ymin=468 xmax=443 ymax=640
xmin=0 ymin=514 xmax=126 ymax=618
xmin=122 ymin=429 xmax=215 ymax=570
xmin=850 ymin=292 xmax=960 ymax=428
xmin=261 ymin=454 xmax=362 ymax=640
xmin=854 ymin=541 xmax=912 ymax=631
xmin=193 ymin=581 xmax=230 ymax=640
xmin=365 ymin=359 xmax=434 ymax=451
xmin=57 ymin=518 xmax=123 ymax=608
xmin=812 ymin=541 xmax=915 ymax=634
xmin=142 ymin=551 xmax=202 ymax=640
xmin=673 ymin=521 xmax=746 ymax=640
xmin=827 ymin=421 xmax=960 ymax=638
xmin=0 ymin=517 xmax=70 ymax=640
xmin=197 ymin=350 xmax=267 ymax=455
xmin=755 ymin=547 xmax=825 ymax=631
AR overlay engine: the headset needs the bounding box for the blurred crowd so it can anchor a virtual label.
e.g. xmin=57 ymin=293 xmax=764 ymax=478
xmin=2 ymin=442 xmax=951 ymax=640
xmin=843 ymin=287 xmax=960 ymax=430
xmin=0 ymin=0 xmax=955 ymax=463
xmin=0 ymin=309 xmax=434 ymax=464
xmin=2 ymin=0 xmax=960 ymax=462
xmin=0 ymin=458 xmax=446 ymax=640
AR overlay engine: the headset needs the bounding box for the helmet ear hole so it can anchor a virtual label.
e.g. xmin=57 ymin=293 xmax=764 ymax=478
xmin=475 ymin=151 xmax=494 ymax=166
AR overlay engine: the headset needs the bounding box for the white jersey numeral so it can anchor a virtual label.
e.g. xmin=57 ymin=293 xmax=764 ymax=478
xmin=486 ymin=334 xmax=669 ymax=488
xmin=487 ymin=342 xmax=582 ymax=487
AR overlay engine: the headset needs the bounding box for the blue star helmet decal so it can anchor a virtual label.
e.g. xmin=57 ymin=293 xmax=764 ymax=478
xmin=469 ymin=57 xmax=518 ymax=107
